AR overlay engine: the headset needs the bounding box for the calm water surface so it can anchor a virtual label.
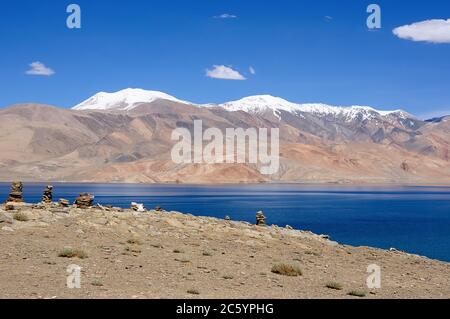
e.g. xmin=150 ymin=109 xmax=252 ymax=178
xmin=1 ymin=183 xmax=450 ymax=262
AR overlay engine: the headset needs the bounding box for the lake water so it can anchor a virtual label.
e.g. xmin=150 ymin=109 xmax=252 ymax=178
xmin=1 ymin=183 xmax=450 ymax=262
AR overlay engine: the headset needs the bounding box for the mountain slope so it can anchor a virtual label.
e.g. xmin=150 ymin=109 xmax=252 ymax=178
xmin=0 ymin=90 xmax=449 ymax=184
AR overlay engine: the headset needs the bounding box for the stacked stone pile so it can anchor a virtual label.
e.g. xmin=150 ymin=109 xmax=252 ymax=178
xmin=42 ymin=186 xmax=53 ymax=203
xmin=74 ymin=193 xmax=94 ymax=209
xmin=256 ymin=211 xmax=266 ymax=226
xmin=6 ymin=182 xmax=23 ymax=203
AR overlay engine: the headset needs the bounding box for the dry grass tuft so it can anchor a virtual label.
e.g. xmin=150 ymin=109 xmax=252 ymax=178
xmin=187 ymin=289 xmax=200 ymax=295
xmin=271 ymin=263 xmax=302 ymax=277
xmin=13 ymin=212 xmax=29 ymax=222
xmin=127 ymin=238 xmax=143 ymax=245
xmin=347 ymin=290 xmax=366 ymax=298
xmin=58 ymin=248 xmax=88 ymax=259
xmin=326 ymin=282 xmax=344 ymax=290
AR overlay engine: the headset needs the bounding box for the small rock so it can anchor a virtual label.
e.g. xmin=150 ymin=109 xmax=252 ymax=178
xmin=131 ymin=202 xmax=146 ymax=213
xmin=2 ymin=226 xmax=14 ymax=232
xmin=4 ymin=203 xmax=15 ymax=211
xmin=58 ymin=199 xmax=70 ymax=208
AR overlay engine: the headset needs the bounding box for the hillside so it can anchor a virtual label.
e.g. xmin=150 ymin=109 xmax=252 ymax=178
xmin=1 ymin=202 xmax=449 ymax=298
xmin=0 ymin=89 xmax=449 ymax=184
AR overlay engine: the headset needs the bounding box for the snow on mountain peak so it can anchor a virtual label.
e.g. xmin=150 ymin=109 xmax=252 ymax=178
xmin=73 ymin=88 xmax=191 ymax=111
xmin=220 ymin=95 xmax=298 ymax=113
xmin=72 ymin=89 xmax=411 ymax=122
xmin=218 ymin=95 xmax=409 ymax=121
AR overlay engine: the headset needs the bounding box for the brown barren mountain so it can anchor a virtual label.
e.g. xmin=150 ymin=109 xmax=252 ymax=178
xmin=0 ymin=100 xmax=449 ymax=184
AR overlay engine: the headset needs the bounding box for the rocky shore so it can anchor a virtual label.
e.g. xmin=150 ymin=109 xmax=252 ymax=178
xmin=1 ymin=184 xmax=449 ymax=299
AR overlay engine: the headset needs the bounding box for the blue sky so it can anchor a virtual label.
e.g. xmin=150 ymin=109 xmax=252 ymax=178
xmin=1 ymin=0 xmax=449 ymax=118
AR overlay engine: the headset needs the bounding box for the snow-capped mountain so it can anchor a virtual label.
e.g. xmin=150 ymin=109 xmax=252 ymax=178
xmin=219 ymin=95 xmax=410 ymax=121
xmin=72 ymin=89 xmax=413 ymax=122
xmin=2 ymin=90 xmax=449 ymax=184
xmin=73 ymin=88 xmax=191 ymax=111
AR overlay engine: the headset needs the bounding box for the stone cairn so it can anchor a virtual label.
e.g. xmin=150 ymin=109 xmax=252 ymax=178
xmin=59 ymin=199 xmax=70 ymax=208
xmin=256 ymin=211 xmax=266 ymax=226
xmin=6 ymin=181 xmax=24 ymax=203
xmin=42 ymin=185 xmax=53 ymax=204
xmin=74 ymin=193 xmax=94 ymax=209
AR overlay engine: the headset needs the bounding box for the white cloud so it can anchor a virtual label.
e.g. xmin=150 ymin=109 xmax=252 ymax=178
xmin=249 ymin=66 xmax=256 ymax=75
xmin=26 ymin=62 xmax=55 ymax=76
xmin=214 ymin=13 xmax=237 ymax=19
xmin=393 ymin=19 xmax=450 ymax=44
xmin=206 ymin=65 xmax=246 ymax=80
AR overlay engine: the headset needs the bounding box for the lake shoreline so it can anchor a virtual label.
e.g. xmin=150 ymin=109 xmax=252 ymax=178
xmin=1 ymin=181 xmax=450 ymax=187
xmin=1 ymin=183 xmax=450 ymax=263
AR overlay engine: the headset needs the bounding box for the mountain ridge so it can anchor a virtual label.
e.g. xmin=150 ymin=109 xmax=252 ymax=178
xmin=72 ymin=88 xmax=419 ymax=121
xmin=0 ymin=98 xmax=448 ymax=184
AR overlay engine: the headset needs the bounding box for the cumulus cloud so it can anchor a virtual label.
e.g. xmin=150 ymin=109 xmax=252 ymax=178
xmin=26 ymin=62 xmax=55 ymax=76
xmin=214 ymin=13 xmax=237 ymax=19
xmin=393 ymin=19 xmax=450 ymax=44
xmin=206 ymin=65 xmax=246 ymax=80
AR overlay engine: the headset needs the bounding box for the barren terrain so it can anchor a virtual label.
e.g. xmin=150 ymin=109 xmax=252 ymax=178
xmin=1 ymin=202 xmax=449 ymax=299
xmin=0 ymin=103 xmax=449 ymax=185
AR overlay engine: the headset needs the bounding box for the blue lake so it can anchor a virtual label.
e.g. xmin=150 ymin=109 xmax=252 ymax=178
xmin=1 ymin=183 xmax=450 ymax=262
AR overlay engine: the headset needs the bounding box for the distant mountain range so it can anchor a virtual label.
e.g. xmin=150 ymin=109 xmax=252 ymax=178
xmin=0 ymin=88 xmax=449 ymax=184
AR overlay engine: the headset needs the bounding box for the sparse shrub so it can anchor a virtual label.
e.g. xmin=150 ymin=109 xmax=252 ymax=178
xmin=58 ymin=248 xmax=88 ymax=259
xmin=223 ymin=275 xmax=234 ymax=280
xmin=326 ymin=282 xmax=343 ymax=290
xmin=347 ymin=290 xmax=366 ymax=298
xmin=125 ymin=246 xmax=142 ymax=254
xmin=13 ymin=212 xmax=29 ymax=222
xmin=187 ymin=289 xmax=200 ymax=295
xmin=175 ymin=257 xmax=191 ymax=263
xmin=173 ymin=249 xmax=184 ymax=254
xmin=271 ymin=263 xmax=302 ymax=277
xmin=91 ymin=279 xmax=104 ymax=287
xmin=202 ymin=251 xmax=213 ymax=257
xmin=304 ymin=250 xmax=320 ymax=256
xmin=127 ymin=239 xmax=143 ymax=245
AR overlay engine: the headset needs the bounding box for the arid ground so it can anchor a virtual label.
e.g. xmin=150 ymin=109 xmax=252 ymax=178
xmin=1 ymin=202 xmax=449 ymax=299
